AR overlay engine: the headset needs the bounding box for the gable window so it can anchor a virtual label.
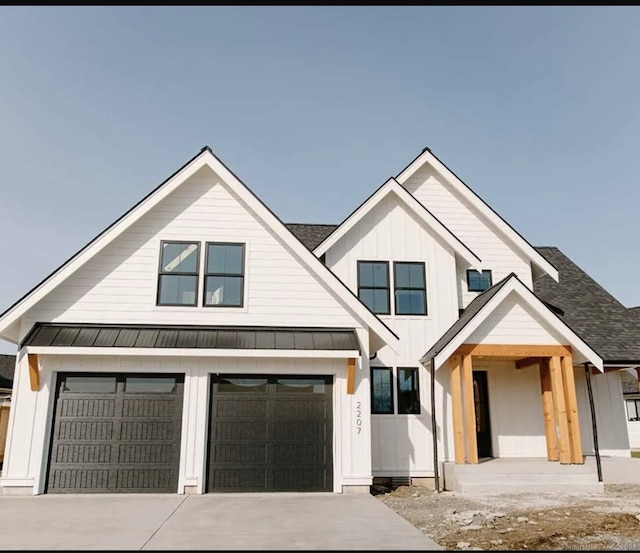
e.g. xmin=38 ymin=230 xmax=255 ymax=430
xmin=371 ymin=367 xmax=394 ymax=414
xmin=157 ymin=241 xmax=199 ymax=306
xmin=358 ymin=261 xmax=390 ymax=315
xmin=204 ymin=243 xmax=245 ymax=307
xmin=626 ymin=399 xmax=640 ymax=421
xmin=397 ymin=367 xmax=421 ymax=414
xmin=467 ymin=269 xmax=492 ymax=292
xmin=394 ymin=262 xmax=427 ymax=315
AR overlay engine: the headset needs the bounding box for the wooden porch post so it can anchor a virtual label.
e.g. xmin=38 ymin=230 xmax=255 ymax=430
xmin=549 ymin=356 xmax=571 ymax=464
xmin=450 ymin=356 xmax=465 ymax=464
xmin=462 ymin=354 xmax=478 ymax=464
xmin=561 ymin=355 xmax=583 ymax=464
xmin=539 ymin=358 xmax=559 ymax=461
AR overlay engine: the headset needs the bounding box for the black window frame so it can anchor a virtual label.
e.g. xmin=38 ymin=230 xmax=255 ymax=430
xmin=467 ymin=269 xmax=493 ymax=292
xmin=626 ymin=398 xmax=640 ymax=422
xmin=156 ymin=240 xmax=201 ymax=307
xmin=203 ymin=242 xmax=246 ymax=308
xmin=371 ymin=366 xmax=394 ymax=415
xmin=393 ymin=261 xmax=428 ymax=316
xmin=357 ymin=260 xmax=391 ymax=315
xmin=397 ymin=367 xmax=421 ymax=415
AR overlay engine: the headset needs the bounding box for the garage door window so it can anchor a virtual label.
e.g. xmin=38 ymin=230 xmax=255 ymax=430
xmin=62 ymin=376 xmax=117 ymax=393
xmin=218 ymin=376 xmax=268 ymax=393
xmin=276 ymin=378 xmax=326 ymax=394
xmin=125 ymin=376 xmax=177 ymax=393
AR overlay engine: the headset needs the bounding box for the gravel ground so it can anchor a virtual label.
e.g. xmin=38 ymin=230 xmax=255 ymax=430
xmin=376 ymin=484 xmax=640 ymax=550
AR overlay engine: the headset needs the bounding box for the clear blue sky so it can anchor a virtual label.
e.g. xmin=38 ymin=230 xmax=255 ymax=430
xmin=1 ymin=7 xmax=640 ymax=353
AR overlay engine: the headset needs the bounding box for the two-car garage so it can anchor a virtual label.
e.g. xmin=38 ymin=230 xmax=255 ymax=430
xmin=46 ymin=372 xmax=333 ymax=494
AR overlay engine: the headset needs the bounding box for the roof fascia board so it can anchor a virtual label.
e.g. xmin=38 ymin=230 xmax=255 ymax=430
xmin=1 ymin=148 xmax=399 ymax=352
xmin=430 ymin=277 xmax=602 ymax=371
xmin=396 ymin=150 xmax=559 ymax=282
xmin=313 ymin=178 xmax=482 ymax=269
xmin=0 ymin=150 xmax=211 ymax=335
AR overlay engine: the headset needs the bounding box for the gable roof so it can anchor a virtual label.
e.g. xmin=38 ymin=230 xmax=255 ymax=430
xmin=0 ymin=147 xmax=399 ymax=352
xmin=419 ymin=273 xmax=603 ymax=371
xmin=396 ymin=148 xmax=559 ymax=282
xmin=534 ymin=246 xmax=640 ymax=365
xmin=312 ymin=177 xmax=483 ymax=269
xmin=0 ymin=354 xmax=15 ymax=390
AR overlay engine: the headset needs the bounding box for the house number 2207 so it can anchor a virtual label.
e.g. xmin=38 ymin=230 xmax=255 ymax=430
xmin=355 ymin=401 xmax=362 ymax=434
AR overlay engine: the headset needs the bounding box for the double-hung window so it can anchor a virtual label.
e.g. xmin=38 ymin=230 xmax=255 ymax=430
xmin=371 ymin=367 xmax=394 ymax=414
xmin=397 ymin=367 xmax=420 ymax=414
xmin=394 ymin=262 xmax=427 ymax=315
xmin=157 ymin=241 xmax=200 ymax=306
xmin=204 ymin=243 xmax=245 ymax=307
xmin=358 ymin=261 xmax=390 ymax=315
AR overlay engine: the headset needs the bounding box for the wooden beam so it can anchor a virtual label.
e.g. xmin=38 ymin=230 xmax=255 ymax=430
xmin=450 ymin=356 xmax=465 ymax=464
xmin=549 ymin=356 xmax=571 ymax=464
xmin=346 ymin=358 xmax=356 ymax=394
xmin=462 ymin=354 xmax=478 ymax=464
xmin=561 ymin=355 xmax=583 ymax=464
xmin=454 ymin=344 xmax=572 ymax=358
xmin=28 ymin=354 xmax=39 ymax=392
xmin=539 ymin=358 xmax=558 ymax=461
xmin=516 ymin=357 xmax=542 ymax=370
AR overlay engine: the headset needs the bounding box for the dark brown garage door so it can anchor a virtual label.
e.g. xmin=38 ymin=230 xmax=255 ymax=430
xmin=208 ymin=375 xmax=333 ymax=492
xmin=46 ymin=373 xmax=183 ymax=493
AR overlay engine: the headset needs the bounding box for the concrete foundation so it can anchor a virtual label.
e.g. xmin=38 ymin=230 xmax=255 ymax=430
xmin=342 ymin=484 xmax=371 ymax=494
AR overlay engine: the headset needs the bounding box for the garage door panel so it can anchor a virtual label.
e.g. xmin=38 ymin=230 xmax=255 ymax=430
xmin=55 ymin=443 xmax=113 ymax=464
xmin=273 ymin=400 xmax=327 ymax=420
xmin=215 ymin=397 xmax=268 ymax=419
xmin=213 ymin=468 xmax=267 ymax=489
xmin=58 ymin=420 xmax=114 ymax=441
xmin=60 ymin=398 xmax=116 ymax=418
xmin=273 ymin=444 xmax=326 ymax=464
xmin=47 ymin=373 xmax=183 ymax=494
xmin=214 ymin=443 xmax=267 ymax=463
xmin=208 ymin=374 xmax=332 ymax=492
xmin=272 ymin=468 xmax=327 ymax=490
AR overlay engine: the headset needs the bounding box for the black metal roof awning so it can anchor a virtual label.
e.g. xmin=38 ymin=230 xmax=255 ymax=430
xmin=22 ymin=324 xmax=360 ymax=352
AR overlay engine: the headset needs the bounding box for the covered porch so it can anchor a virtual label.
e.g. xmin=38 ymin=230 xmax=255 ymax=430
xmin=448 ymin=343 xmax=584 ymax=466
xmin=421 ymin=274 xmax=606 ymax=492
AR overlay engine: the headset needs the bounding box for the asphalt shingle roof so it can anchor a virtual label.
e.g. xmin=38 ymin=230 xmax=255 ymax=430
xmin=286 ymin=224 xmax=337 ymax=250
xmin=0 ymin=354 xmax=15 ymax=389
xmin=534 ymin=247 xmax=640 ymax=364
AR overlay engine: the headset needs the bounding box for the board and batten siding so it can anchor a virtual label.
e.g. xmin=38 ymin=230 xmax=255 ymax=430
xmin=324 ymin=192 xmax=461 ymax=476
xmin=20 ymin=167 xmax=362 ymax=337
xmin=401 ymin=165 xmax=532 ymax=310
xmin=466 ymin=291 xmax=566 ymax=346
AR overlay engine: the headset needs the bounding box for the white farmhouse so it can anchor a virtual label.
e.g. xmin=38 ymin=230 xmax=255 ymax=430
xmin=0 ymin=146 xmax=636 ymax=495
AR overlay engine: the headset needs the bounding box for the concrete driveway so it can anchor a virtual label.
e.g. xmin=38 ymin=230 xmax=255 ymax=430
xmin=0 ymin=492 xmax=442 ymax=550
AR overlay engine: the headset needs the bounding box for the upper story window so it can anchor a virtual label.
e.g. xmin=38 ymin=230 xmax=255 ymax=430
xmin=157 ymin=241 xmax=200 ymax=306
xmin=357 ymin=261 xmax=390 ymax=315
xmin=467 ymin=269 xmax=493 ymax=292
xmin=394 ymin=262 xmax=427 ymax=315
xmin=626 ymin=399 xmax=640 ymax=422
xmin=204 ymin=243 xmax=245 ymax=307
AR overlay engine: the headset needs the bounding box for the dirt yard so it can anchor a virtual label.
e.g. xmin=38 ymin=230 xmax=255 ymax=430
xmin=376 ymin=484 xmax=640 ymax=550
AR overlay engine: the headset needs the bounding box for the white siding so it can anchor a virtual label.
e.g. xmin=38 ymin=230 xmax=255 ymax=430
xmin=481 ymin=360 xmax=547 ymax=458
xmin=467 ymin=291 xmax=566 ymax=345
xmin=576 ymin=370 xmax=631 ymax=457
xmin=402 ymin=165 xmax=532 ymax=309
xmin=21 ymin=167 xmax=360 ymax=335
xmin=0 ymin=352 xmax=373 ymax=494
xmin=324 ymin=193 xmax=460 ymax=475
